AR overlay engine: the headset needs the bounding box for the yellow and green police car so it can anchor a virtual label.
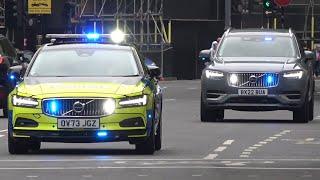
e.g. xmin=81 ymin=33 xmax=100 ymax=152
xmin=7 ymin=33 xmax=163 ymax=154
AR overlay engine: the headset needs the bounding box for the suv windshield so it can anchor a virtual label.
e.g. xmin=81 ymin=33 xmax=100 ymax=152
xmin=218 ymin=35 xmax=297 ymax=58
xmin=28 ymin=48 xmax=140 ymax=77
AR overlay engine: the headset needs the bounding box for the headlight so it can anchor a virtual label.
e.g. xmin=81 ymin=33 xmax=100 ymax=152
xmin=12 ymin=95 xmax=38 ymax=107
xmin=205 ymin=70 xmax=224 ymax=79
xmin=229 ymin=74 xmax=238 ymax=85
xmin=103 ymin=99 xmax=116 ymax=115
xmin=119 ymin=95 xmax=147 ymax=107
xmin=283 ymin=71 xmax=303 ymax=79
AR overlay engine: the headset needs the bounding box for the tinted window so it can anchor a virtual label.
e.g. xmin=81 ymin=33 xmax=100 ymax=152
xmin=218 ymin=35 xmax=297 ymax=58
xmin=29 ymin=48 xmax=140 ymax=77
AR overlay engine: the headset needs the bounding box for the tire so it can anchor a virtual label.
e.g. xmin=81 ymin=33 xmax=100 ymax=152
xmin=135 ymin=123 xmax=155 ymax=155
xmin=155 ymin=119 xmax=162 ymax=151
xmin=308 ymin=94 xmax=314 ymax=121
xmin=201 ymin=97 xmax=224 ymax=122
xmin=2 ymin=108 xmax=7 ymax=118
xmin=8 ymin=135 xmax=29 ymax=154
xmin=293 ymin=96 xmax=309 ymax=123
xmin=8 ymin=132 xmax=41 ymax=154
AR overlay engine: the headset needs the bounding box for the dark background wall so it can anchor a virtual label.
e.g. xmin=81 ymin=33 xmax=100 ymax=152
xmin=8 ymin=0 xmax=320 ymax=79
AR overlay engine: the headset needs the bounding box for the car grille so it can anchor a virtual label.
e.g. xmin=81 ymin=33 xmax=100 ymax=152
xmin=42 ymin=98 xmax=108 ymax=117
xmin=228 ymin=73 xmax=279 ymax=88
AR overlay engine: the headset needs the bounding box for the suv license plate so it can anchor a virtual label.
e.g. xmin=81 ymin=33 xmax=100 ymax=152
xmin=238 ymin=89 xmax=268 ymax=96
xmin=57 ymin=119 xmax=99 ymax=129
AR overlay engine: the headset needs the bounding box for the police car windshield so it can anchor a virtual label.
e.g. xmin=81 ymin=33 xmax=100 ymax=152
xmin=28 ymin=48 xmax=140 ymax=77
xmin=217 ymin=35 xmax=297 ymax=58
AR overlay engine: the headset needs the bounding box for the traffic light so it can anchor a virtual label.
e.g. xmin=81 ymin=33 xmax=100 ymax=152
xmin=263 ymin=0 xmax=274 ymax=11
xmin=5 ymin=0 xmax=18 ymax=28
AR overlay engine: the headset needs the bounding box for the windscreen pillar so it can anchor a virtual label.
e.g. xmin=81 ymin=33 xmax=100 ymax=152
xmin=225 ymin=0 xmax=232 ymax=29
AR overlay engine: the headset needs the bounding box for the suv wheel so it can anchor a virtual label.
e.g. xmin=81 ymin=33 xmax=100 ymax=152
xmin=201 ymin=97 xmax=224 ymax=122
xmin=135 ymin=123 xmax=155 ymax=155
xmin=308 ymin=94 xmax=314 ymax=121
xmin=293 ymin=96 xmax=309 ymax=123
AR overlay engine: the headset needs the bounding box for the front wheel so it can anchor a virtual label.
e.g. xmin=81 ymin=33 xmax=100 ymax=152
xmin=293 ymin=97 xmax=309 ymax=123
xmin=308 ymin=94 xmax=314 ymax=121
xmin=201 ymin=97 xmax=224 ymax=122
xmin=135 ymin=124 xmax=155 ymax=155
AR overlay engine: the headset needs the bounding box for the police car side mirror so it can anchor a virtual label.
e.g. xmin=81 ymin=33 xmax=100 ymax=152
xmin=148 ymin=65 xmax=161 ymax=79
xmin=8 ymin=65 xmax=25 ymax=88
xmin=305 ymin=50 xmax=315 ymax=61
xmin=199 ymin=49 xmax=211 ymax=62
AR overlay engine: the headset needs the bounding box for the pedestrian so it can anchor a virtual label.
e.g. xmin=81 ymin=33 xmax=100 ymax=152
xmin=315 ymin=44 xmax=320 ymax=77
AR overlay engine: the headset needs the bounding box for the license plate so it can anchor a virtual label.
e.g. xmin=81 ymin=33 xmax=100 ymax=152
xmin=238 ymin=89 xmax=268 ymax=96
xmin=57 ymin=119 xmax=99 ymax=129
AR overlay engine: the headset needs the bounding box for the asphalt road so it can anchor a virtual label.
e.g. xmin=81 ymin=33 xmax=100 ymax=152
xmin=1 ymin=80 xmax=320 ymax=179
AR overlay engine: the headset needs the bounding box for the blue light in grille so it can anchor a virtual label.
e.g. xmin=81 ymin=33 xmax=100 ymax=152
xmin=264 ymin=73 xmax=277 ymax=87
xmin=49 ymin=100 xmax=59 ymax=115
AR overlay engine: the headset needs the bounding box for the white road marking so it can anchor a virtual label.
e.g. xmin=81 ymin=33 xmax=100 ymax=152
xmin=282 ymin=130 xmax=291 ymax=133
xmin=0 ymin=135 xmax=4 ymax=138
xmin=164 ymin=99 xmax=176 ymax=102
xmin=305 ymin=138 xmax=315 ymax=142
xmin=241 ymin=152 xmax=251 ymax=155
xmin=248 ymin=146 xmax=258 ymax=150
xmin=259 ymin=141 xmax=268 ymax=144
xmin=269 ymin=137 xmax=278 ymax=139
xmin=223 ymin=140 xmax=234 ymax=145
xmin=192 ymin=175 xmax=203 ymax=177
xmin=137 ymin=175 xmax=148 ymax=177
xmin=240 ymin=155 xmax=249 ymax=158
xmin=2 ymin=166 xmax=320 ymax=170
xmin=265 ymin=139 xmax=274 ymax=142
xmin=26 ymin=175 xmax=38 ymax=178
xmin=0 ymin=129 xmax=7 ymax=133
xmin=187 ymin=87 xmax=198 ymax=90
xmin=214 ymin=146 xmax=227 ymax=152
xmin=203 ymin=154 xmax=218 ymax=160
xmin=274 ymin=134 xmax=282 ymax=137
xmin=253 ymin=144 xmax=262 ymax=147
xmin=244 ymin=149 xmax=253 ymax=152
xmin=114 ymin=161 xmax=127 ymax=164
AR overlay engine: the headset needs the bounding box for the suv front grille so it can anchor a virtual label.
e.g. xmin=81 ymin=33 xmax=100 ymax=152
xmin=228 ymin=73 xmax=279 ymax=88
xmin=42 ymin=98 xmax=108 ymax=117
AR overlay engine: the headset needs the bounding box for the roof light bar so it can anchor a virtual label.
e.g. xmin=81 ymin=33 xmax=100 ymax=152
xmin=46 ymin=30 xmax=128 ymax=44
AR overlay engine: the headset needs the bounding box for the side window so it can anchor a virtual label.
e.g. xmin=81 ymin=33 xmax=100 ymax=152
xmin=133 ymin=48 xmax=149 ymax=75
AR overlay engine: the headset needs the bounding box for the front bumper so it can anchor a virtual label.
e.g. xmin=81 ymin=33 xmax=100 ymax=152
xmin=9 ymin=106 xmax=152 ymax=143
xmin=202 ymin=76 xmax=308 ymax=111
xmin=13 ymin=129 xmax=147 ymax=143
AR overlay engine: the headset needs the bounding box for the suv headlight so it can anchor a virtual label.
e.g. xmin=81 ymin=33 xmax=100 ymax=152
xmin=205 ymin=70 xmax=224 ymax=79
xmin=283 ymin=71 xmax=303 ymax=79
xmin=119 ymin=95 xmax=147 ymax=107
xmin=12 ymin=95 xmax=38 ymax=107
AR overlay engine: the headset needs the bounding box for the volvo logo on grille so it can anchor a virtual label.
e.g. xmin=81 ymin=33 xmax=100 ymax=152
xmin=73 ymin=101 xmax=85 ymax=113
xmin=249 ymin=75 xmax=258 ymax=84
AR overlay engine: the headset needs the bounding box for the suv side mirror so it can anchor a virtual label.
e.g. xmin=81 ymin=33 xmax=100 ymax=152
xmin=305 ymin=50 xmax=315 ymax=61
xmin=147 ymin=65 xmax=161 ymax=79
xmin=199 ymin=49 xmax=211 ymax=62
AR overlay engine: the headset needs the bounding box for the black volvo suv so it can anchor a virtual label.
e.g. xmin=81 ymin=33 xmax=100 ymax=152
xmin=200 ymin=29 xmax=315 ymax=123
